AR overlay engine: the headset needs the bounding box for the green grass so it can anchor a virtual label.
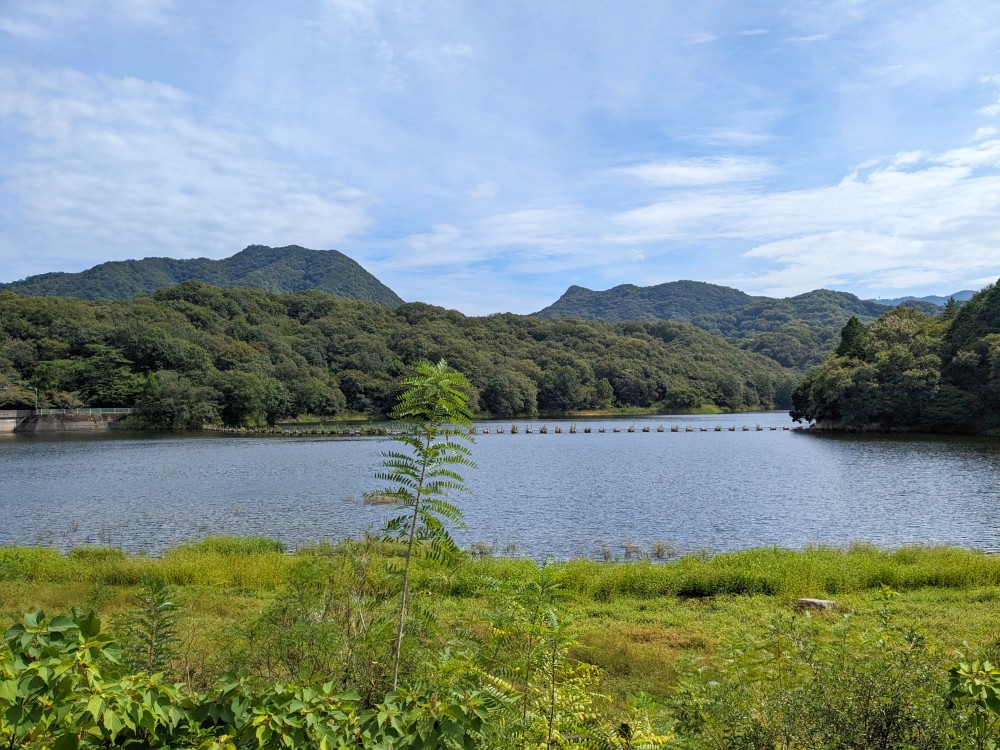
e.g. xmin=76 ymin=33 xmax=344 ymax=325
xmin=5 ymin=538 xmax=998 ymax=601
xmin=3 ymin=538 xmax=999 ymax=703
xmin=0 ymin=536 xmax=293 ymax=588
xmin=524 ymin=544 xmax=1000 ymax=600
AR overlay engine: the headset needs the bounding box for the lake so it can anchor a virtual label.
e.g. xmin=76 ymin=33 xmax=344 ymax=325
xmin=2 ymin=412 xmax=999 ymax=558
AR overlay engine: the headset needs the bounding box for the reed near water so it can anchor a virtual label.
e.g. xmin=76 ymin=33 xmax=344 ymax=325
xmin=4 ymin=538 xmax=997 ymax=601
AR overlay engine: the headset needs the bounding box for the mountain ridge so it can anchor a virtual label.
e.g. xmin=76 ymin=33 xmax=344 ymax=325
xmin=530 ymin=280 xmax=972 ymax=370
xmin=868 ymin=291 xmax=975 ymax=306
xmin=533 ymin=280 xmax=765 ymax=322
xmin=0 ymin=245 xmax=404 ymax=306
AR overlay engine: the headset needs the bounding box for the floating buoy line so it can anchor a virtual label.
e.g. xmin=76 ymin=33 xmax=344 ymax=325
xmin=215 ymin=423 xmax=800 ymax=436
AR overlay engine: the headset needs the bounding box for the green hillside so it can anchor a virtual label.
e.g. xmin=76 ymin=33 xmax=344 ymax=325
xmin=694 ymin=289 xmax=892 ymax=368
xmin=534 ymin=282 xmax=903 ymax=369
xmin=0 ymin=245 xmax=404 ymax=306
xmin=0 ymin=283 xmax=796 ymax=426
xmin=532 ymin=280 xmax=761 ymax=321
xmin=791 ymin=280 xmax=1000 ymax=434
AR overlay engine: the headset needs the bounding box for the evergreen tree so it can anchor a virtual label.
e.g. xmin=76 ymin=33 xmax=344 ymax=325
xmin=835 ymin=316 xmax=870 ymax=358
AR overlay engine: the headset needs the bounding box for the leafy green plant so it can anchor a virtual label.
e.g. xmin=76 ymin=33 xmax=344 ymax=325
xmin=1 ymin=609 xmax=501 ymax=749
xmin=458 ymin=560 xmax=672 ymax=750
xmin=122 ymin=576 xmax=179 ymax=675
xmin=375 ymin=359 xmax=476 ymax=689
xmin=240 ymin=540 xmax=399 ymax=704
xmin=0 ymin=608 xmax=192 ymax=749
xmin=670 ymin=591 xmax=954 ymax=749
xmin=948 ymin=658 xmax=1000 ymax=749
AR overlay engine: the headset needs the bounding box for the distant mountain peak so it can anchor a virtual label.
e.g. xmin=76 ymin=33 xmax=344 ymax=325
xmin=868 ymin=291 xmax=976 ymax=307
xmin=534 ymin=279 xmax=760 ymax=322
xmin=0 ymin=245 xmax=404 ymax=306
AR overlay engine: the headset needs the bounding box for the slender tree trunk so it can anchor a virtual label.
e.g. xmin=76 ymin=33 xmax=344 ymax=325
xmin=521 ymin=590 xmax=543 ymax=744
xmin=546 ymin=634 xmax=557 ymax=747
xmin=391 ymin=430 xmax=432 ymax=689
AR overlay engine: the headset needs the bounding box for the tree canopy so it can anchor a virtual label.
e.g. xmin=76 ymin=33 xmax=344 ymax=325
xmin=790 ymin=280 xmax=1000 ymax=434
xmin=0 ymin=245 xmax=403 ymax=306
xmin=0 ymin=283 xmax=797 ymax=427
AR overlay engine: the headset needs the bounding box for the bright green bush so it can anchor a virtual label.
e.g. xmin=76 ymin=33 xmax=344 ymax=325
xmin=0 ymin=609 xmax=500 ymax=749
xmin=668 ymin=590 xmax=994 ymax=748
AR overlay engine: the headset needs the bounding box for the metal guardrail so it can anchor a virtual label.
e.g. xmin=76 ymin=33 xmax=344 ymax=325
xmin=36 ymin=408 xmax=134 ymax=415
xmin=0 ymin=410 xmax=32 ymax=418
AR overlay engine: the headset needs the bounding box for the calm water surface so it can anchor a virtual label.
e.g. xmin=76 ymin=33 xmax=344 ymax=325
xmin=2 ymin=413 xmax=999 ymax=557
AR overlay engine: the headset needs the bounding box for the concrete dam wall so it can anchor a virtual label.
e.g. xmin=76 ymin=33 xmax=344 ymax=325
xmin=0 ymin=410 xmax=128 ymax=433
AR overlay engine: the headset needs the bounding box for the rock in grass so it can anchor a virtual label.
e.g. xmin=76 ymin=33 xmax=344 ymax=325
xmin=795 ymin=598 xmax=836 ymax=612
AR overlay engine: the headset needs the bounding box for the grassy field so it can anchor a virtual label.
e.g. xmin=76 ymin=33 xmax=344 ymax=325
xmin=3 ymin=538 xmax=999 ymax=705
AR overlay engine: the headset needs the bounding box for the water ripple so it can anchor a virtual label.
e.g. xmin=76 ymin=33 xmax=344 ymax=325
xmin=2 ymin=413 xmax=999 ymax=557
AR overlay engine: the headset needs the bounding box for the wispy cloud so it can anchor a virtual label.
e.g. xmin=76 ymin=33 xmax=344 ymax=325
xmin=686 ymin=32 xmax=719 ymax=45
xmin=0 ymin=66 xmax=370 ymax=281
xmin=977 ymin=101 xmax=1000 ymax=116
xmin=612 ymin=139 xmax=1000 ymax=296
xmin=0 ymin=0 xmax=175 ymax=38
xmin=686 ymin=130 xmax=775 ymax=146
xmin=3 ymin=1 xmax=1000 ymax=314
xmin=784 ymin=34 xmax=829 ymax=43
xmin=618 ymin=157 xmax=773 ymax=187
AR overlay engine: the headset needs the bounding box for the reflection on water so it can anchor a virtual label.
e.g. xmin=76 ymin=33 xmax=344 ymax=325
xmin=2 ymin=413 xmax=999 ymax=558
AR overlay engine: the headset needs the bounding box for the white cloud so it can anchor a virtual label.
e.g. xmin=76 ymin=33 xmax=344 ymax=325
xmin=0 ymin=17 xmax=47 ymax=39
xmin=687 ymin=130 xmax=775 ymax=146
xmin=469 ymin=180 xmax=498 ymax=200
xmin=440 ymin=42 xmax=474 ymax=59
xmin=729 ymin=230 xmax=992 ymax=297
xmin=979 ymin=101 xmax=1000 ymax=117
xmin=784 ymin=34 xmax=829 ymax=43
xmin=0 ymin=66 xmax=370 ymax=280
xmin=0 ymin=0 xmax=175 ymax=38
xmin=611 ymin=140 xmax=1000 ymax=296
xmin=686 ymin=32 xmax=719 ymax=45
xmin=618 ymin=157 xmax=773 ymax=187
xmin=891 ymin=150 xmax=929 ymax=167
xmin=406 ymin=223 xmax=462 ymax=255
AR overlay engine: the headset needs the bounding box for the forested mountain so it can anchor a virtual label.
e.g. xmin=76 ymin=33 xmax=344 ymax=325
xmin=0 ymin=282 xmax=796 ymax=427
xmin=791 ymin=281 xmax=1000 ymax=434
xmin=870 ymin=291 xmax=974 ymax=306
xmin=693 ymin=290 xmax=892 ymax=369
xmin=533 ymin=281 xmax=761 ymax=321
xmin=0 ymin=245 xmax=403 ymax=306
xmin=534 ymin=282 xmax=901 ymax=370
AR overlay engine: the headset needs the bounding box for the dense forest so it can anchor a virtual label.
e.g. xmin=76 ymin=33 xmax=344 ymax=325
xmin=6 ymin=246 xmax=959 ymax=377
xmin=0 ymin=282 xmax=797 ymax=427
xmin=533 ymin=280 xmax=761 ymax=322
xmin=693 ymin=288 xmax=909 ymax=369
xmin=791 ymin=281 xmax=1000 ymax=434
xmin=533 ymin=280 xmax=944 ymax=370
xmin=0 ymin=245 xmax=404 ymax=306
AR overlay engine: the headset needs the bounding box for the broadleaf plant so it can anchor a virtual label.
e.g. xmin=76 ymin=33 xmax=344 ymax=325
xmin=375 ymin=359 xmax=476 ymax=689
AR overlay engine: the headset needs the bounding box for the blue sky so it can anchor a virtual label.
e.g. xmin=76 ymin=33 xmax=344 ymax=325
xmin=2 ymin=1 xmax=1000 ymax=315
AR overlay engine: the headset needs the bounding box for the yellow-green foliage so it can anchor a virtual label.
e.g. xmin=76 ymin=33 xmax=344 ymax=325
xmin=538 ymin=545 xmax=1000 ymax=601
xmin=0 ymin=537 xmax=293 ymax=590
xmin=3 ymin=537 xmax=1000 ymax=713
xmin=4 ymin=540 xmax=999 ymax=601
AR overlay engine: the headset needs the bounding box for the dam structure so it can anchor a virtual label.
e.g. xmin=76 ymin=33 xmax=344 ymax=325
xmin=0 ymin=408 xmax=132 ymax=433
